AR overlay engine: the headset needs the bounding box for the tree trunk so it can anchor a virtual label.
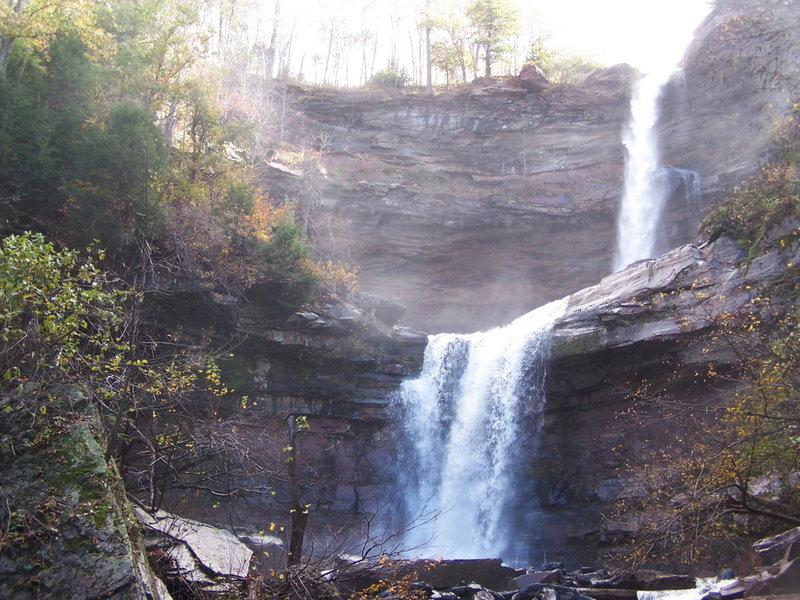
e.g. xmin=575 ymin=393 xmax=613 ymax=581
xmin=0 ymin=0 xmax=29 ymax=80
xmin=286 ymin=415 xmax=307 ymax=566
xmin=0 ymin=36 xmax=14 ymax=80
xmin=424 ymin=0 xmax=432 ymax=93
xmin=264 ymin=0 xmax=281 ymax=83
xmin=425 ymin=25 xmax=432 ymax=94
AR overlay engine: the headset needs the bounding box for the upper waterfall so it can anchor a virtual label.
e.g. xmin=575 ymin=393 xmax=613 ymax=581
xmin=395 ymin=297 xmax=569 ymax=561
xmin=612 ymin=7 xmax=712 ymax=272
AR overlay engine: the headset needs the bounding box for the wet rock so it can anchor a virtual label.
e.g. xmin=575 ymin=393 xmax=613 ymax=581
xmin=575 ymin=590 xmax=636 ymax=600
xmin=594 ymin=570 xmax=695 ymax=591
xmin=515 ymin=583 xmax=596 ymax=600
xmin=752 ymin=526 xmax=800 ymax=565
xmin=513 ymin=571 xmax=565 ymax=588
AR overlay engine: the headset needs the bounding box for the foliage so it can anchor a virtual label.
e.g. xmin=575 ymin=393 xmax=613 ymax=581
xmin=0 ymin=0 xmax=101 ymax=80
xmin=69 ymin=101 xmax=167 ymax=245
xmin=430 ymin=41 xmax=463 ymax=87
xmin=0 ymin=0 xmax=356 ymax=308
xmin=615 ymin=295 xmax=800 ymax=571
xmin=0 ymin=43 xmax=55 ymax=201
xmin=527 ymin=50 xmax=601 ymax=86
xmin=466 ymin=0 xmax=518 ymax=77
xmin=368 ymin=65 xmax=411 ymax=88
xmin=0 ymin=232 xmax=295 ymax=518
xmin=702 ymin=101 xmax=800 ymax=254
xmin=0 ymin=233 xmax=127 ymax=388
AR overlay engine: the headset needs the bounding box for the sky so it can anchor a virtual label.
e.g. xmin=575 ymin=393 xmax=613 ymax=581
xmin=237 ymin=0 xmax=717 ymax=85
xmin=533 ymin=0 xmax=715 ymax=72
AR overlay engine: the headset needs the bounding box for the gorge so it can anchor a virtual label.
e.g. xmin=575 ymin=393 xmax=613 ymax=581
xmin=252 ymin=0 xmax=800 ymax=565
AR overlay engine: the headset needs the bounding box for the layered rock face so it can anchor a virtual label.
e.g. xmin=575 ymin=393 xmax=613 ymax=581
xmin=155 ymin=281 xmax=426 ymax=531
xmin=270 ymin=73 xmax=632 ymax=333
xmin=661 ymin=0 xmax=800 ymax=199
xmin=524 ymin=220 xmax=800 ymax=566
xmin=0 ymin=387 xmax=172 ymax=600
xmin=264 ymin=0 xmax=799 ymax=334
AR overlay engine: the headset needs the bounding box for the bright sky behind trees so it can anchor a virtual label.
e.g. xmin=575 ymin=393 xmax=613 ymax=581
xmin=536 ymin=0 xmax=714 ymax=72
xmin=226 ymin=0 xmax=714 ymax=86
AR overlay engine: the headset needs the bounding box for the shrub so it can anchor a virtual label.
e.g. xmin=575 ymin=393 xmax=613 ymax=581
xmin=368 ymin=67 xmax=411 ymax=88
xmin=702 ymin=102 xmax=799 ymax=253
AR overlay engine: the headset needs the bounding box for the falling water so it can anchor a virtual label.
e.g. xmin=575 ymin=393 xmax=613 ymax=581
xmin=613 ymin=68 xmax=674 ymax=271
xmin=613 ymin=8 xmax=711 ymax=272
xmin=396 ymin=297 xmax=568 ymax=559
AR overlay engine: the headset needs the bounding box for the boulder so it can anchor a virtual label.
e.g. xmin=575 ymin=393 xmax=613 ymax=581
xmin=419 ymin=559 xmax=522 ymax=590
xmin=517 ymin=64 xmax=550 ymax=93
xmin=765 ymin=556 xmax=800 ymax=593
xmin=593 ymin=570 xmax=695 ymax=591
xmin=357 ymin=292 xmax=407 ymax=325
xmin=0 ymin=386 xmax=172 ymax=600
xmin=336 ymin=557 xmax=521 ymax=593
xmin=515 ymin=584 xmax=595 ymax=600
xmin=513 ymin=571 xmax=565 ymax=589
xmin=752 ymin=526 xmax=800 ymax=565
xmin=137 ymin=508 xmax=253 ymax=595
xmin=579 ymin=64 xmax=638 ymax=90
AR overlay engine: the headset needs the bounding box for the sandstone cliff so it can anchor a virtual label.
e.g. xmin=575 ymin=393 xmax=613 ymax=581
xmin=270 ymin=72 xmax=632 ymax=333
xmin=264 ymin=0 xmax=799 ymax=334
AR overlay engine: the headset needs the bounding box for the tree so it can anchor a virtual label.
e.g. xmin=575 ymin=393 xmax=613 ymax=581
xmin=466 ymin=0 xmax=517 ymax=78
xmin=430 ymin=41 xmax=461 ymax=87
xmin=69 ymin=102 xmax=167 ymax=246
xmin=427 ymin=1 xmax=471 ymax=85
xmin=0 ymin=0 xmax=28 ymax=79
xmin=0 ymin=0 xmax=97 ymax=80
xmin=615 ymin=301 xmax=800 ymax=570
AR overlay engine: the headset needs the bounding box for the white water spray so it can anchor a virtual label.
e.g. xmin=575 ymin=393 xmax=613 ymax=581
xmin=638 ymin=578 xmax=736 ymax=600
xmin=613 ymin=8 xmax=712 ymax=272
xmin=396 ymin=297 xmax=568 ymax=559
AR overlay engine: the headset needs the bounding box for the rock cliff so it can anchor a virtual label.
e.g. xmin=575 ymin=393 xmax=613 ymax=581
xmin=527 ymin=219 xmax=800 ymax=566
xmin=152 ymin=280 xmax=426 ymax=531
xmin=264 ymin=0 xmax=799 ymax=334
xmin=661 ymin=0 xmax=800 ymax=199
xmin=176 ymin=0 xmax=800 ymax=570
xmin=270 ymin=71 xmax=632 ymax=333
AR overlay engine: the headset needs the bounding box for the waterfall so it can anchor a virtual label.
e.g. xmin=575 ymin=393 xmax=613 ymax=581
xmin=395 ymin=297 xmax=568 ymax=559
xmin=612 ymin=9 xmax=711 ymax=272
xmin=613 ymin=68 xmax=674 ymax=271
xmin=669 ymin=166 xmax=702 ymax=226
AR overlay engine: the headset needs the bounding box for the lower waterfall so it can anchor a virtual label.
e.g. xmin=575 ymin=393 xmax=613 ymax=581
xmin=395 ymin=297 xmax=569 ymax=560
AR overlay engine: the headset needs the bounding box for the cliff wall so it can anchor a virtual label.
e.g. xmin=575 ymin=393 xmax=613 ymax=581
xmin=264 ymin=0 xmax=799 ymax=334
